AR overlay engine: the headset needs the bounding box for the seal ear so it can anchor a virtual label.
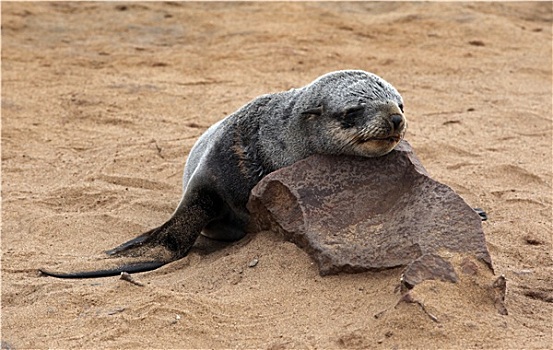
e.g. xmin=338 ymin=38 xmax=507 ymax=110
xmin=301 ymin=106 xmax=323 ymax=118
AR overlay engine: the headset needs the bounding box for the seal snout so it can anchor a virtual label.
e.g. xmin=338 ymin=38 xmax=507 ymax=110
xmin=382 ymin=100 xmax=406 ymax=136
xmin=390 ymin=114 xmax=404 ymax=131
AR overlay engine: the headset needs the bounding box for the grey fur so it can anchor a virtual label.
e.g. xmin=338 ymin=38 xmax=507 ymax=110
xmin=39 ymin=69 xmax=407 ymax=278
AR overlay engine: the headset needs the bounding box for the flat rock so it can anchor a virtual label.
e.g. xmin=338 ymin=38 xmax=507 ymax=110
xmin=247 ymin=140 xmax=492 ymax=278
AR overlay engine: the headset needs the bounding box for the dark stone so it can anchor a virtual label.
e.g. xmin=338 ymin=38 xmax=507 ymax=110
xmin=247 ymin=140 xmax=492 ymax=276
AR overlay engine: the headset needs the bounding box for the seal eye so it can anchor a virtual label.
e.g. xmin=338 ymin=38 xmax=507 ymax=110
xmin=341 ymin=105 xmax=365 ymax=129
xmin=398 ymin=103 xmax=404 ymax=113
xmin=344 ymin=105 xmax=365 ymax=119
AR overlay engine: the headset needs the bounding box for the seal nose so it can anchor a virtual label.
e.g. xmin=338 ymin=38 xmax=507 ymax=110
xmin=390 ymin=114 xmax=404 ymax=131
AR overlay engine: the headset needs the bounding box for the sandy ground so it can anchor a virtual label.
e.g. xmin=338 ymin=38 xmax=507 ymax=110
xmin=1 ymin=2 xmax=552 ymax=349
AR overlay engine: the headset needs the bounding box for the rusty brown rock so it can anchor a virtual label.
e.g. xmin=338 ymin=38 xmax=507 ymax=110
xmin=401 ymin=253 xmax=458 ymax=290
xmin=247 ymin=140 xmax=492 ymax=276
xmin=492 ymin=275 xmax=508 ymax=315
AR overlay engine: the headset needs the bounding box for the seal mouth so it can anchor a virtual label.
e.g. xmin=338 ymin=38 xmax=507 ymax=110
xmin=364 ymin=134 xmax=402 ymax=143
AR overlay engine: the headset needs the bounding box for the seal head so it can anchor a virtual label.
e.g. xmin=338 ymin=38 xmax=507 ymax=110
xmin=297 ymin=70 xmax=406 ymax=158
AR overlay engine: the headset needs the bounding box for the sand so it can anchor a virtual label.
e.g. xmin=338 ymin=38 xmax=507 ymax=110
xmin=1 ymin=2 xmax=552 ymax=349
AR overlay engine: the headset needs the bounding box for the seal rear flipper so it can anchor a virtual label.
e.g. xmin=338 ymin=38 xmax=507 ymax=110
xmin=38 ymin=260 xmax=167 ymax=279
xmin=41 ymin=189 xmax=217 ymax=279
xmin=105 ymin=226 xmax=160 ymax=256
xmin=39 ymin=237 xmax=180 ymax=279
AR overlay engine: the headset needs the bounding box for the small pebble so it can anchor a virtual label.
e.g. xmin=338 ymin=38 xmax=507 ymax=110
xmin=248 ymin=258 xmax=259 ymax=268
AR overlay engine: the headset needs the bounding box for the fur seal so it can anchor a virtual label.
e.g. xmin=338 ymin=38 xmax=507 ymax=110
xmin=39 ymin=69 xmax=407 ymax=278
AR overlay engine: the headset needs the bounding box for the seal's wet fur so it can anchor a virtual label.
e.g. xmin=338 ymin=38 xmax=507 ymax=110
xmin=40 ymin=70 xmax=406 ymax=278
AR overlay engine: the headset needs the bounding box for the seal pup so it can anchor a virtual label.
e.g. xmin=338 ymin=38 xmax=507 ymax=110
xmin=39 ymin=69 xmax=407 ymax=278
